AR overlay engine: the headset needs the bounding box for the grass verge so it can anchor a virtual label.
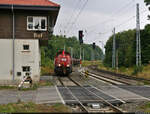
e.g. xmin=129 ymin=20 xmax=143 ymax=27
xmin=138 ymin=102 xmax=150 ymax=112
xmin=0 ymin=86 xmax=17 ymax=90
xmin=0 ymin=80 xmax=53 ymax=91
xmin=38 ymin=80 xmax=53 ymax=87
xmin=82 ymin=60 xmax=100 ymax=67
xmin=0 ymin=102 xmax=72 ymax=113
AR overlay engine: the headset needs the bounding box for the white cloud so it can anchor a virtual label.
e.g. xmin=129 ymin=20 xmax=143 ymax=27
xmin=51 ymin=0 xmax=150 ymax=48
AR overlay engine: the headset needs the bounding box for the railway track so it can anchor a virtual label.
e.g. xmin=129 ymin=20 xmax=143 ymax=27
xmin=81 ymin=70 xmax=131 ymax=85
xmin=58 ymin=77 xmax=65 ymax=86
xmin=57 ymin=76 xmax=88 ymax=113
xmin=57 ymin=76 xmax=124 ymax=113
xmin=90 ymin=65 xmax=150 ymax=83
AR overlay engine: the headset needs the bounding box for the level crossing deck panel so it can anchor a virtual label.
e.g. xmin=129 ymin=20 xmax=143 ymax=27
xmin=36 ymin=86 xmax=62 ymax=104
xmin=96 ymin=85 xmax=148 ymax=101
xmin=67 ymin=86 xmax=100 ymax=101
xmin=57 ymin=86 xmax=76 ymax=101
xmin=58 ymin=86 xmax=121 ymax=104
xmin=118 ymin=85 xmax=150 ymax=98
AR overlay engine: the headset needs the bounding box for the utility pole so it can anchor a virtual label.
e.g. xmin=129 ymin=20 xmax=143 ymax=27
xmin=136 ymin=3 xmax=141 ymax=67
xmin=71 ymin=47 xmax=73 ymax=58
xmin=78 ymin=30 xmax=83 ymax=68
xmin=112 ymin=28 xmax=116 ymax=68
xmin=91 ymin=48 xmax=94 ymax=61
xmin=91 ymin=50 xmax=92 ymax=61
xmin=83 ymin=49 xmax=84 ymax=61
xmin=116 ymin=50 xmax=119 ymax=70
xmin=80 ymin=45 xmax=82 ymax=68
xmin=12 ymin=5 xmax=15 ymax=81
xmin=93 ymin=50 xmax=95 ymax=61
xmin=92 ymin=43 xmax=96 ymax=61
xmin=99 ymin=41 xmax=105 ymax=61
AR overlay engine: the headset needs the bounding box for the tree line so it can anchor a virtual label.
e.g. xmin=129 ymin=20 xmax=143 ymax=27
xmin=104 ymin=0 xmax=150 ymax=68
xmin=104 ymin=24 xmax=150 ymax=67
xmin=41 ymin=35 xmax=103 ymax=67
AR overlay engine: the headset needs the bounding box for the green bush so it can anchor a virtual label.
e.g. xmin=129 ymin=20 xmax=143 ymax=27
xmin=119 ymin=67 xmax=126 ymax=72
xmin=41 ymin=59 xmax=54 ymax=76
xmin=132 ymin=66 xmax=143 ymax=75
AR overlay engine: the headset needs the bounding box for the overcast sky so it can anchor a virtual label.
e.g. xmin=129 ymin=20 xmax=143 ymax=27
xmin=51 ymin=0 xmax=150 ymax=52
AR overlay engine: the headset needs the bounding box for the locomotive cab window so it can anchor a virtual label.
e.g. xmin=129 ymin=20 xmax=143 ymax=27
xmin=27 ymin=16 xmax=47 ymax=31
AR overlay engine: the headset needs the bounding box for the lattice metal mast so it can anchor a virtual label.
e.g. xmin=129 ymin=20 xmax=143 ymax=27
xmin=112 ymin=28 xmax=116 ymax=68
xmin=136 ymin=3 xmax=141 ymax=66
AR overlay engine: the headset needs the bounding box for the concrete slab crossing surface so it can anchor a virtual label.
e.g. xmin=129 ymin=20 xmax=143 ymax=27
xmin=57 ymin=87 xmax=76 ymax=101
xmin=0 ymin=90 xmax=36 ymax=104
xmin=0 ymin=85 xmax=150 ymax=105
xmin=58 ymin=85 xmax=150 ymax=104
xmin=94 ymin=85 xmax=149 ymax=101
xmin=35 ymin=86 xmax=63 ymax=104
xmin=117 ymin=85 xmax=150 ymax=99
xmin=58 ymin=86 xmax=123 ymax=104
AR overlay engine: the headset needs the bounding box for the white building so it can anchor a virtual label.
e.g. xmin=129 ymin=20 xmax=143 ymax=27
xmin=0 ymin=0 xmax=60 ymax=85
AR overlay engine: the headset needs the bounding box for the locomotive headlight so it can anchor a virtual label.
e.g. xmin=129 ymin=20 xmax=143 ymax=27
xmin=58 ymin=64 xmax=61 ymax=67
xmin=67 ymin=64 xmax=70 ymax=67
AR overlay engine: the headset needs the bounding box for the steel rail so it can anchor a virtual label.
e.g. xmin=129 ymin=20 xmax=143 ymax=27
xmin=68 ymin=76 xmax=82 ymax=86
xmin=90 ymin=66 xmax=150 ymax=82
xmin=57 ymin=76 xmax=89 ymax=113
xmin=83 ymin=71 xmax=131 ymax=85
xmin=68 ymin=76 xmax=124 ymax=113
xmin=58 ymin=77 xmax=65 ymax=86
xmin=83 ymin=71 xmax=122 ymax=85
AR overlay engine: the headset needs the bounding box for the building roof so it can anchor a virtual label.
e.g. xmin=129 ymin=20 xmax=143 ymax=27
xmin=0 ymin=0 xmax=60 ymax=7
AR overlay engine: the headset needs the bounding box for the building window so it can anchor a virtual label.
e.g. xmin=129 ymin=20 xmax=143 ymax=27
xmin=27 ymin=17 xmax=33 ymax=29
xmin=27 ymin=16 xmax=47 ymax=31
xmin=22 ymin=66 xmax=30 ymax=72
xmin=17 ymin=72 xmax=21 ymax=76
xmin=23 ymin=45 xmax=29 ymax=51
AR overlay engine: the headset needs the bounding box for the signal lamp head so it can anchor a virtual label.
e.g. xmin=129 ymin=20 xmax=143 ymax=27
xmin=79 ymin=30 xmax=84 ymax=44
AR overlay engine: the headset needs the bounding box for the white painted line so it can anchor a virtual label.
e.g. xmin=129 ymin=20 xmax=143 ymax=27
xmin=55 ymin=86 xmax=65 ymax=104
xmin=90 ymin=85 xmax=126 ymax=104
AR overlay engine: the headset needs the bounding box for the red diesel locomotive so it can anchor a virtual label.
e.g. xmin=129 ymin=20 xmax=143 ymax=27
xmin=54 ymin=50 xmax=72 ymax=75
